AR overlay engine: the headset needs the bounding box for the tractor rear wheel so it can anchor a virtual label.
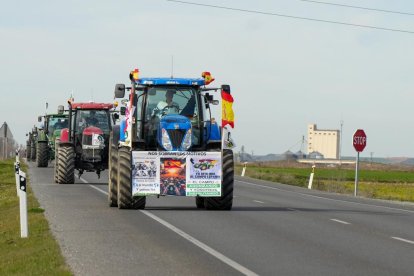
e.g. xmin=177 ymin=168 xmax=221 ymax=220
xmin=108 ymin=134 xmax=118 ymax=207
xmin=26 ymin=141 xmax=31 ymax=159
xmin=57 ymin=145 xmax=75 ymax=184
xmin=205 ymin=149 xmax=234 ymax=210
xmin=30 ymin=141 xmax=36 ymax=162
xmin=36 ymin=142 xmax=49 ymax=167
xmin=117 ymin=147 xmax=146 ymax=209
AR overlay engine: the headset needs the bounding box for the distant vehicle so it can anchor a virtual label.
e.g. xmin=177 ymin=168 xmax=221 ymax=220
xmin=35 ymin=105 xmax=69 ymax=167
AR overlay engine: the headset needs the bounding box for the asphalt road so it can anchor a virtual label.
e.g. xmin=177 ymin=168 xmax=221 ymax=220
xmin=28 ymin=162 xmax=414 ymax=276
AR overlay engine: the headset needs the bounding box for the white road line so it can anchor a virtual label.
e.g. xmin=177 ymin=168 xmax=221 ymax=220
xmin=86 ymin=183 xmax=258 ymax=276
xmin=330 ymin=219 xmax=351 ymax=225
xmin=253 ymin=200 xmax=264 ymax=204
xmin=391 ymin=237 xmax=414 ymax=245
xmin=89 ymin=184 xmax=107 ymax=196
xmin=237 ymin=180 xmax=414 ymax=214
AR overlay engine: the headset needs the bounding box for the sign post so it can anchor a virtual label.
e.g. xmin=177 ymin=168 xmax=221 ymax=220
xmin=353 ymin=129 xmax=367 ymax=196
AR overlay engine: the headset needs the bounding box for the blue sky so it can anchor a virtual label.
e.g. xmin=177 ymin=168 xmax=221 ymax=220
xmin=1 ymin=0 xmax=414 ymax=157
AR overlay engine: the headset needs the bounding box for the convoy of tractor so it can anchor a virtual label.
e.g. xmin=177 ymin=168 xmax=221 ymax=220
xmin=25 ymin=68 xmax=235 ymax=210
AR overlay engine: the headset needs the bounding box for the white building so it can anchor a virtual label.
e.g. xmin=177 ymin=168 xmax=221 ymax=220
xmin=307 ymin=124 xmax=339 ymax=159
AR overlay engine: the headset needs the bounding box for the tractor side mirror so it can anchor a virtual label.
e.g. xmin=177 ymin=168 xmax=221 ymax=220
xmin=38 ymin=116 xmax=42 ymax=122
xmin=120 ymin=106 xmax=126 ymax=115
xmin=115 ymin=84 xmax=126 ymax=98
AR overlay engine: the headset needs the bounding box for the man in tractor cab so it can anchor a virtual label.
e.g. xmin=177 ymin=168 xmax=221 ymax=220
xmin=86 ymin=110 xmax=99 ymax=126
xmin=152 ymin=89 xmax=180 ymax=118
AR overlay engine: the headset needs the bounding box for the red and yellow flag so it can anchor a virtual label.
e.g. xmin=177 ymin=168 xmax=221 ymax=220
xmin=221 ymin=89 xmax=234 ymax=128
xmin=202 ymin=71 xmax=215 ymax=85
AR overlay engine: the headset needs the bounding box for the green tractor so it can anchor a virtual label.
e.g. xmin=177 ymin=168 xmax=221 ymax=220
xmin=26 ymin=126 xmax=38 ymax=162
xmin=36 ymin=105 xmax=69 ymax=167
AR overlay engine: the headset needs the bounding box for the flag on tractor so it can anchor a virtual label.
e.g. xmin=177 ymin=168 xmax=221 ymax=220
xmin=221 ymin=86 xmax=234 ymax=128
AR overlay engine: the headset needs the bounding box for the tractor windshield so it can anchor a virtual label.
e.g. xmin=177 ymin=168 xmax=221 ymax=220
xmin=143 ymin=87 xmax=201 ymax=147
xmin=75 ymin=110 xmax=111 ymax=133
xmin=48 ymin=116 xmax=68 ymax=134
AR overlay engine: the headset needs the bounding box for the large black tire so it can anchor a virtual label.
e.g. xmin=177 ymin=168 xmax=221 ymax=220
xmin=195 ymin=196 xmax=205 ymax=209
xmin=30 ymin=141 xmax=36 ymax=162
xmin=26 ymin=141 xmax=31 ymax=160
xmin=205 ymin=149 xmax=234 ymax=210
xmin=57 ymin=145 xmax=75 ymax=184
xmin=36 ymin=142 xmax=49 ymax=167
xmin=108 ymin=134 xmax=118 ymax=207
xmin=117 ymin=147 xmax=146 ymax=209
xmin=54 ymin=140 xmax=59 ymax=183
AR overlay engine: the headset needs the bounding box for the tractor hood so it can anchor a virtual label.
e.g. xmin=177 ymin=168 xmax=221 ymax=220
xmin=157 ymin=114 xmax=192 ymax=151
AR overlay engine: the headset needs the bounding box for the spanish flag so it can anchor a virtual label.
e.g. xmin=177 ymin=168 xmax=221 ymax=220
xmin=221 ymin=86 xmax=234 ymax=128
xmin=202 ymin=71 xmax=215 ymax=85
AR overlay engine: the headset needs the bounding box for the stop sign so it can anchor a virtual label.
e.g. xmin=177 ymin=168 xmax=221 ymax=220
xmin=353 ymin=129 xmax=367 ymax=152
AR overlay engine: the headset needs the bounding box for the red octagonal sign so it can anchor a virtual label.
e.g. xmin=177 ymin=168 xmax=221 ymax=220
xmin=353 ymin=129 xmax=367 ymax=152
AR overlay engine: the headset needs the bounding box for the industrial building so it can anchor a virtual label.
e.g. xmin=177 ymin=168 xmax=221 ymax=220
xmin=307 ymin=124 xmax=340 ymax=159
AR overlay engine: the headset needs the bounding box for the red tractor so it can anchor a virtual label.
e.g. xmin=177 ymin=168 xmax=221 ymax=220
xmin=54 ymin=102 xmax=116 ymax=184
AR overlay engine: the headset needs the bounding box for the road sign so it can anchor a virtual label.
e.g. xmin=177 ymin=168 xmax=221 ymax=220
xmin=353 ymin=129 xmax=367 ymax=152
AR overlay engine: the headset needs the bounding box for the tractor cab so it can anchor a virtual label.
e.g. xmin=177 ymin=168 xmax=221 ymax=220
xmin=115 ymin=75 xmax=223 ymax=152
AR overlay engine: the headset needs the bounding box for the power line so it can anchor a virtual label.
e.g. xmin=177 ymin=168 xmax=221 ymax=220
xmin=299 ymin=0 xmax=414 ymax=16
xmin=166 ymin=0 xmax=414 ymax=34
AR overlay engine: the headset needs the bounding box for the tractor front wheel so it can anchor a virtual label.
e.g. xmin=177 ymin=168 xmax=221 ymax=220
xmin=36 ymin=142 xmax=49 ymax=167
xmin=205 ymin=149 xmax=234 ymax=210
xmin=108 ymin=135 xmax=118 ymax=207
xmin=30 ymin=140 xmax=36 ymax=162
xmin=117 ymin=147 xmax=146 ymax=209
xmin=26 ymin=141 xmax=31 ymax=160
xmin=57 ymin=145 xmax=75 ymax=184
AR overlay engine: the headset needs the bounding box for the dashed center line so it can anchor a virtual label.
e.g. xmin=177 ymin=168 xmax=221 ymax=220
xmin=330 ymin=219 xmax=351 ymax=225
xmin=391 ymin=237 xmax=414 ymax=245
xmin=253 ymin=200 xmax=265 ymax=204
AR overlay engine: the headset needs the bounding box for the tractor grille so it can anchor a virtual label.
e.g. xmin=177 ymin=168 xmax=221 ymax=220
xmin=167 ymin=129 xmax=185 ymax=149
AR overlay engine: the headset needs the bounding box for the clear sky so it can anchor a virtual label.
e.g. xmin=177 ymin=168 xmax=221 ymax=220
xmin=1 ymin=0 xmax=414 ymax=158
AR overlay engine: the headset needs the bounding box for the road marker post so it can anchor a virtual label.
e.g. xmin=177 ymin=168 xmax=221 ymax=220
xmin=14 ymin=150 xmax=20 ymax=196
xmin=241 ymin=162 xmax=247 ymax=177
xmin=19 ymin=170 xmax=28 ymax=238
xmin=308 ymin=165 xmax=315 ymax=189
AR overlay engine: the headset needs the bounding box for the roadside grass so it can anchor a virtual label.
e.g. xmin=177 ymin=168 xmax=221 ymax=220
xmin=235 ymin=162 xmax=414 ymax=202
xmin=0 ymin=159 xmax=72 ymax=275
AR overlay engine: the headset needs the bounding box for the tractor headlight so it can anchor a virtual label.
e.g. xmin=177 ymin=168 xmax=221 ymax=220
xmin=181 ymin=128 xmax=192 ymax=151
xmin=161 ymin=128 xmax=173 ymax=151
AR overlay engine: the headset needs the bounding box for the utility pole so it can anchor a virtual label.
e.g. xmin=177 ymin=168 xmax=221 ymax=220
xmin=339 ymin=119 xmax=344 ymax=163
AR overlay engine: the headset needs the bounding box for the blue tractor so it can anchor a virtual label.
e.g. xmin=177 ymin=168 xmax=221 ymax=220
xmin=108 ymin=69 xmax=235 ymax=210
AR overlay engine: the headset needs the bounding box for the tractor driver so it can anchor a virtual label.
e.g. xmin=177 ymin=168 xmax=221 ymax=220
xmin=152 ymin=89 xmax=180 ymax=118
xmin=86 ymin=110 xmax=99 ymax=126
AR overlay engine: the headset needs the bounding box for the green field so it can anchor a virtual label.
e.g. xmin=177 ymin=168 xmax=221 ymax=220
xmin=236 ymin=162 xmax=414 ymax=202
xmin=0 ymin=159 xmax=71 ymax=275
